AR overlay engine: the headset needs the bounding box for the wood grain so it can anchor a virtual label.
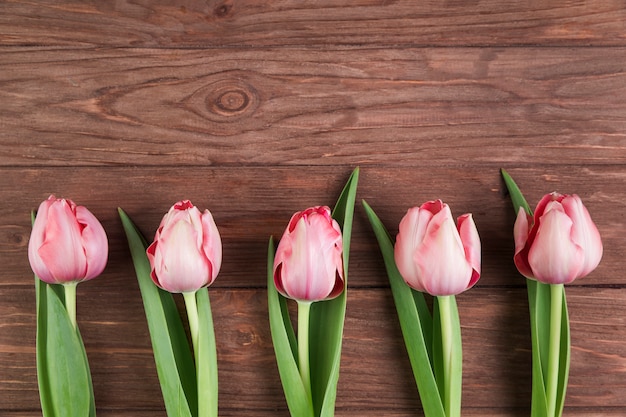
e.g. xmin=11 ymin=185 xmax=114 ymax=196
xmin=1 ymin=1 xmax=625 ymax=47
xmin=2 ymin=287 xmax=625 ymax=415
xmin=1 ymin=47 xmax=624 ymax=167
xmin=2 ymin=1 xmax=625 ymax=415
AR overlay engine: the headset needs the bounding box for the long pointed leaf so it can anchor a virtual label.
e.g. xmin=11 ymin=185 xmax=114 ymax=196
xmin=556 ymin=293 xmax=570 ymax=416
xmin=501 ymin=169 xmax=532 ymax=216
xmin=35 ymin=277 xmax=54 ymax=416
xmin=267 ymin=237 xmax=314 ymax=417
xmin=42 ymin=283 xmax=91 ymax=417
xmin=362 ymin=200 xmax=445 ymax=417
xmin=118 ymin=208 xmax=196 ymax=417
xmin=310 ymin=168 xmax=359 ymax=417
xmin=528 ymin=280 xmax=549 ymax=417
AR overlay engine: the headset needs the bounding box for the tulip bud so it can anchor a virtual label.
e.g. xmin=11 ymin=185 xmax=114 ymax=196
xmin=273 ymin=206 xmax=344 ymax=302
xmin=394 ymin=200 xmax=481 ymax=296
xmin=28 ymin=195 xmax=108 ymax=284
xmin=513 ymin=192 xmax=602 ymax=284
xmin=147 ymin=200 xmax=222 ymax=293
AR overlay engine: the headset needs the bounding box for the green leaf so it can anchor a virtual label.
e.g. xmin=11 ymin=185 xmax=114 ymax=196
xmin=556 ymin=293 xmax=570 ymax=417
xmin=118 ymin=208 xmax=197 ymax=417
xmin=267 ymin=237 xmax=314 ymax=417
xmin=36 ymin=281 xmax=92 ymax=417
xmin=501 ymin=169 xmax=532 ymax=216
xmin=362 ymin=200 xmax=445 ymax=417
xmin=195 ymin=288 xmax=218 ymax=417
xmin=310 ymin=167 xmax=359 ymax=417
xmin=528 ymin=280 xmax=549 ymax=417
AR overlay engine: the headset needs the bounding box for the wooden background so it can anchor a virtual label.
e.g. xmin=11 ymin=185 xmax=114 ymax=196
xmin=1 ymin=1 xmax=625 ymax=416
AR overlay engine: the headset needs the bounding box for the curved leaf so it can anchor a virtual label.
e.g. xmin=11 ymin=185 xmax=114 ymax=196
xmin=362 ymin=200 xmax=445 ymax=417
xmin=119 ymin=208 xmax=196 ymax=417
xmin=267 ymin=237 xmax=314 ymax=417
xmin=311 ymin=168 xmax=359 ymax=417
xmin=35 ymin=279 xmax=93 ymax=417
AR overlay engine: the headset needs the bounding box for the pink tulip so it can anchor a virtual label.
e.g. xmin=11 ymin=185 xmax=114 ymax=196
xmin=147 ymin=200 xmax=222 ymax=293
xmin=273 ymin=206 xmax=344 ymax=302
xmin=28 ymin=195 xmax=108 ymax=284
xmin=514 ymin=192 xmax=602 ymax=284
xmin=394 ymin=200 xmax=481 ymax=296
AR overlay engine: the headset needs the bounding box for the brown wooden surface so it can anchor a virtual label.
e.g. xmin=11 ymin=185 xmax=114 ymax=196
xmin=1 ymin=1 xmax=625 ymax=416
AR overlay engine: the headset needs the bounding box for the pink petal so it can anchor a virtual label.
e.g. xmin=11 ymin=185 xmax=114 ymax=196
xmin=414 ymin=208 xmax=472 ymax=296
xmin=561 ymin=195 xmax=603 ymax=278
xmin=75 ymin=206 xmax=108 ymax=280
xmin=513 ymin=207 xmax=534 ymax=279
xmin=37 ymin=199 xmax=87 ymax=282
xmin=457 ymin=213 xmax=481 ymax=288
xmin=28 ymin=197 xmax=55 ymax=282
xmin=528 ymin=207 xmax=584 ymax=284
xmin=201 ymin=209 xmax=222 ymax=283
xmin=154 ymin=219 xmax=210 ymax=292
xmin=394 ymin=206 xmax=433 ymax=292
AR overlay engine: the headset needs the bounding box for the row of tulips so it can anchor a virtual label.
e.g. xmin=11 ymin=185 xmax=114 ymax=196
xmin=28 ymin=168 xmax=602 ymax=417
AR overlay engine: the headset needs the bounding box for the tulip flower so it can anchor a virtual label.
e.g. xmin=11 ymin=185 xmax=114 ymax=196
xmin=502 ymin=170 xmax=604 ymax=417
xmin=29 ymin=195 xmax=106 ymax=417
xmin=28 ymin=195 xmax=108 ymax=286
xmin=142 ymin=200 xmax=221 ymax=417
xmin=147 ymin=200 xmax=222 ymax=294
xmin=394 ymin=199 xmax=481 ymax=296
xmin=272 ymin=205 xmax=345 ymax=411
xmin=364 ymin=199 xmax=480 ymax=417
xmin=513 ymin=192 xmax=603 ymax=285
xmin=273 ymin=206 xmax=344 ymax=303
xmin=267 ymin=169 xmax=359 ymax=417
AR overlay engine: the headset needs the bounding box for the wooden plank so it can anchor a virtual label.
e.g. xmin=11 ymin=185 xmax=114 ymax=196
xmin=2 ymin=166 xmax=621 ymax=288
xmin=2 ymin=287 xmax=625 ymax=413
xmin=0 ymin=47 xmax=624 ymax=167
xmin=1 ymin=1 xmax=625 ymax=47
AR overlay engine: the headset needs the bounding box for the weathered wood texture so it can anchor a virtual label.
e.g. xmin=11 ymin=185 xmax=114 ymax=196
xmin=1 ymin=1 xmax=625 ymax=416
xmin=1 ymin=0 xmax=625 ymax=47
xmin=3 ymin=287 xmax=626 ymax=415
xmin=1 ymin=47 xmax=624 ymax=166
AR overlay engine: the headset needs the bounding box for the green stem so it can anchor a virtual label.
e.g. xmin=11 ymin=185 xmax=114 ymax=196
xmin=64 ymin=282 xmax=78 ymax=330
xmin=183 ymin=292 xmax=200 ymax=351
xmin=297 ymin=301 xmax=313 ymax=408
xmin=547 ymin=284 xmax=564 ymax=417
xmin=438 ymin=295 xmax=461 ymax=417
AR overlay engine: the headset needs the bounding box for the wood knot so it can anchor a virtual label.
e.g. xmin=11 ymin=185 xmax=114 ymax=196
xmin=203 ymin=79 xmax=259 ymax=120
xmin=214 ymin=3 xmax=231 ymax=17
xmin=213 ymin=89 xmax=250 ymax=115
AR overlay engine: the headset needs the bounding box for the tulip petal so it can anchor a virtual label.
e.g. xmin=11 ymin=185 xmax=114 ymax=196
xmin=528 ymin=207 xmax=584 ymax=284
xmin=201 ymin=210 xmax=222 ymax=283
xmin=561 ymin=195 xmax=603 ymax=278
xmin=273 ymin=207 xmax=343 ymax=302
xmin=457 ymin=213 xmax=481 ymax=289
xmin=394 ymin=207 xmax=434 ymax=293
xmin=75 ymin=206 xmax=108 ymax=280
xmin=153 ymin=220 xmax=210 ymax=293
xmin=513 ymin=207 xmax=535 ymax=279
xmin=414 ymin=209 xmax=472 ymax=296
xmin=29 ymin=198 xmax=55 ymax=282
xmin=37 ymin=200 xmax=87 ymax=282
